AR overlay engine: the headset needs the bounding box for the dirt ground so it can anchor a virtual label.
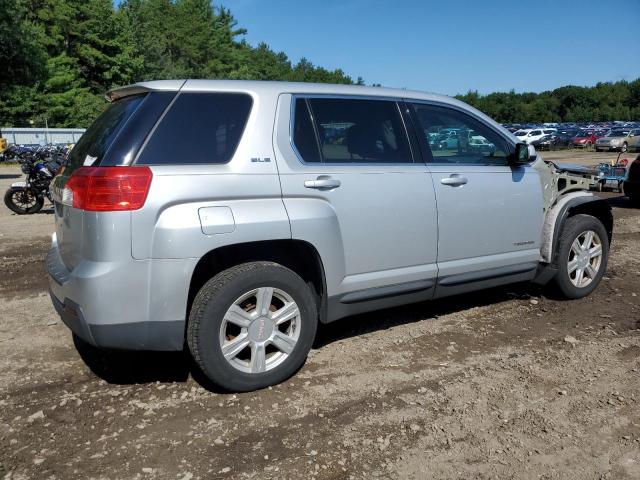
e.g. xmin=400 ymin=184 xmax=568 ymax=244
xmin=1 ymin=150 xmax=639 ymax=480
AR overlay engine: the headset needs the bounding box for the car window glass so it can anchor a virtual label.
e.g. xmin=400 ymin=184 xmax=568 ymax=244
xmin=137 ymin=92 xmax=252 ymax=165
xmin=306 ymin=98 xmax=413 ymax=164
xmin=292 ymin=99 xmax=321 ymax=163
xmin=410 ymin=104 xmax=510 ymax=166
xmin=530 ymin=130 xmax=542 ymax=136
xmin=66 ymin=94 xmax=146 ymax=174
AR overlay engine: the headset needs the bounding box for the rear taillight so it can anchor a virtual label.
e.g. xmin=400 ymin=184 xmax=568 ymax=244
xmin=62 ymin=166 xmax=153 ymax=211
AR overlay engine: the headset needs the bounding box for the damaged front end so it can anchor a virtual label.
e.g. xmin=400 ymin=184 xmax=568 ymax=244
xmin=533 ymin=156 xmax=597 ymax=212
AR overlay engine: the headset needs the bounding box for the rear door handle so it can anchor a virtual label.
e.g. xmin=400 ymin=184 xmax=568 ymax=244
xmin=440 ymin=175 xmax=468 ymax=187
xmin=304 ymin=177 xmax=341 ymax=189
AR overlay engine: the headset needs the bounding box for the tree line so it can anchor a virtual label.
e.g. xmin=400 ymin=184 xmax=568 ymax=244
xmin=1 ymin=0 xmax=638 ymax=128
xmin=455 ymin=80 xmax=640 ymax=124
xmin=1 ymin=0 xmax=361 ymax=128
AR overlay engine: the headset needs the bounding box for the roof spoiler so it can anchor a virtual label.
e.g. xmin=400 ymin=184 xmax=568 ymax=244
xmin=106 ymin=80 xmax=187 ymax=102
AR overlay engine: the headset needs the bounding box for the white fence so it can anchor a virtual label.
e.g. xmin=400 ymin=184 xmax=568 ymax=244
xmin=1 ymin=128 xmax=86 ymax=145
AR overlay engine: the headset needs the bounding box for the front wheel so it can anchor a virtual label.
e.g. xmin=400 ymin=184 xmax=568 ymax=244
xmin=187 ymin=261 xmax=318 ymax=392
xmin=4 ymin=188 xmax=44 ymax=214
xmin=552 ymin=214 xmax=609 ymax=299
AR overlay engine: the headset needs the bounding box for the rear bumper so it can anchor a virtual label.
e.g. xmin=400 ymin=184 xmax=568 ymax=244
xmin=47 ymin=233 xmax=193 ymax=351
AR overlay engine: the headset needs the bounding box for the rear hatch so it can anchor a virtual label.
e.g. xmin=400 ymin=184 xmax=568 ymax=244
xmin=52 ymin=90 xmax=176 ymax=270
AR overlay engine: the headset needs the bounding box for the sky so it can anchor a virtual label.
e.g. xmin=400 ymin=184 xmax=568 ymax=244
xmin=222 ymin=0 xmax=640 ymax=95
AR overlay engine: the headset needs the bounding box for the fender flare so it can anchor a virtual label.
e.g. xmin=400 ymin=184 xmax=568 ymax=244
xmin=540 ymin=191 xmax=612 ymax=264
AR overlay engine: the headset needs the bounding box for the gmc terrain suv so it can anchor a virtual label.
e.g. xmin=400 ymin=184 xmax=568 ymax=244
xmin=48 ymin=80 xmax=613 ymax=391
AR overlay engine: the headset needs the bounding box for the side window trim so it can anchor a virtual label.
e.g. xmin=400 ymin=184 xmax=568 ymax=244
xmin=289 ymin=94 xmax=416 ymax=166
xmin=133 ymin=91 xmax=182 ymax=164
xmin=406 ymin=99 xmax=515 ymax=166
xmin=306 ymin=98 xmax=325 ymax=162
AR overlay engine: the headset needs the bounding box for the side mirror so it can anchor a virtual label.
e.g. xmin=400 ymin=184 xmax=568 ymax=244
xmin=511 ymin=142 xmax=530 ymax=165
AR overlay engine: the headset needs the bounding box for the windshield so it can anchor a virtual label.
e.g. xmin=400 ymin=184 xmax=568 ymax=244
xmin=607 ymin=130 xmax=629 ymax=137
xmin=575 ymin=132 xmax=589 ymax=138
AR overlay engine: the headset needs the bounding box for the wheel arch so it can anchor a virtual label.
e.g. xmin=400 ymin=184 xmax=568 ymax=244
xmin=186 ymin=239 xmax=327 ymax=325
xmin=541 ymin=193 xmax=613 ymax=265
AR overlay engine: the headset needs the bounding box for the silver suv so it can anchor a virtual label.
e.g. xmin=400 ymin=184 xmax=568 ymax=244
xmin=48 ymin=80 xmax=613 ymax=391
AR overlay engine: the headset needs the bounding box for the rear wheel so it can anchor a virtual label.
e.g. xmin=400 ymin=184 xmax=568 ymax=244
xmin=552 ymin=214 xmax=608 ymax=299
xmin=4 ymin=188 xmax=43 ymax=214
xmin=187 ymin=261 xmax=318 ymax=392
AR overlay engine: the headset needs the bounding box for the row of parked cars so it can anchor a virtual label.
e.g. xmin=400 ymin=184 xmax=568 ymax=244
xmin=503 ymin=124 xmax=640 ymax=152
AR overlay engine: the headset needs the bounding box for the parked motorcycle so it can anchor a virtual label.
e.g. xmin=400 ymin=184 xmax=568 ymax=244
xmin=4 ymin=155 xmax=65 ymax=214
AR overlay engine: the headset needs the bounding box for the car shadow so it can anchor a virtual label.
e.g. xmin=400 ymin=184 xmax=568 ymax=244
xmin=73 ymin=282 xmax=537 ymax=393
xmin=73 ymin=334 xmax=193 ymax=385
xmin=314 ymin=282 xmax=534 ymax=348
xmin=0 ymin=174 xmax=21 ymax=179
xmin=6 ymin=207 xmax=54 ymax=215
xmin=606 ymin=195 xmax=638 ymax=210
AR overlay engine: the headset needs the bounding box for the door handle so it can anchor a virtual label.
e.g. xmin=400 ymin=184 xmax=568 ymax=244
xmin=440 ymin=175 xmax=468 ymax=187
xmin=304 ymin=177 xmax=341 ymax=189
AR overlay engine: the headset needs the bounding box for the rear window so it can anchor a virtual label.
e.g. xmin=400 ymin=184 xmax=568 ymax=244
xmin=65 ymin=94 xmax=146 ymax=174
xmin=136 ymin=92 xmax=252 ymax=165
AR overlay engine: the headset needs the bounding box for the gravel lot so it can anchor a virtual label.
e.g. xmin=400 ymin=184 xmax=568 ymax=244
xmin=1 ymin=150 xmax=639 ymax=479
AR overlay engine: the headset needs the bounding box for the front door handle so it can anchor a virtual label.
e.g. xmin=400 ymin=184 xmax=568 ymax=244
xmin=440 ymin=175 xmax=468 ymax=187
xmin=304 ymin=176 xmax=341 ymax=190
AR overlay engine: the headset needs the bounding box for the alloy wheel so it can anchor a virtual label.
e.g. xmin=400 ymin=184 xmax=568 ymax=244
xmin=12 ymin=190 xmax=37 ymax=209
xmin=567 ymin=230 xmax=603 ymax=288
xmin=219 ymin=287 xmax=301 ymax=374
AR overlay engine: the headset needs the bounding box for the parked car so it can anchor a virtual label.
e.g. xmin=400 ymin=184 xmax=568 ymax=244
xmin=595 ymin=128 xmax=640 ymax=152
xmin=48 ymin=80 xmax=613 ymax=391
xmin=469 ymin=135 xmax=496 ymax=154
xmin=572 ymin=131 xmax=602 ymax=149
xmin=514 ymin=128 xmax=557 ymax=144
xmin=623 ymin=154 xmax=640 ymax=204
xmin=532 ymin=133 xmax=573 ymax=150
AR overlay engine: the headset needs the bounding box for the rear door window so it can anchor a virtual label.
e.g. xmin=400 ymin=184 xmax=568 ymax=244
xmin=292 ymin=99 xmax=322 ymax=163
xmin=137 ymin=92 xmax=252 ymax=165
xmin=296 ymin=98 xmax=413 ymax=164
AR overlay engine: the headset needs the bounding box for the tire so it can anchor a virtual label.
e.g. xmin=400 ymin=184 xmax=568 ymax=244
xmin=4 ymin=188 xmax=44 ymax=214
xmin=552 ymin=214 xmax=609 ymax=299
xmin=187 ymin=261 xmax=318 ymax=392
xmin=595 ymin=148 xmax=601 ymax=152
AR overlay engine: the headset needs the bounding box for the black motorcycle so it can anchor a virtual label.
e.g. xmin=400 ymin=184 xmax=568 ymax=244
xmin=4 ymin=155 xmax=64 ymax=214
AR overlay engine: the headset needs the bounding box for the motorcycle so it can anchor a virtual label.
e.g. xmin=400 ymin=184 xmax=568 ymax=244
xmin=4 ymin=155 xmax=65 ymax=214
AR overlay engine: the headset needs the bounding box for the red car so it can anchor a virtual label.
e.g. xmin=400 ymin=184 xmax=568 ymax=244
xmin=572 ymin=131 xmax=603 ymax=149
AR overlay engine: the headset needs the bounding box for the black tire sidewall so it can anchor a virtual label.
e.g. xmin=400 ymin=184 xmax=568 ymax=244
xmin=4 ymin=188 xmax=43 ymax=215
xmin=188 ymin=262 xmax=317 ymax=392
xmin=554 ymin=214 xmax=609 ymax=299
